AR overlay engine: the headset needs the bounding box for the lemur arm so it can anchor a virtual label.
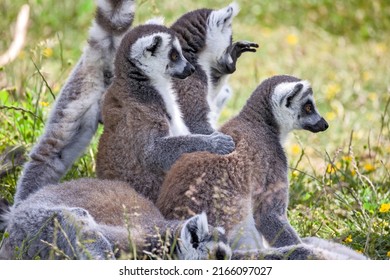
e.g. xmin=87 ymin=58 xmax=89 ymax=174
xmin=212 ymin=41 xmax=259 ymax=78
xmin=145 ymin=132 xmax=235 ymax=172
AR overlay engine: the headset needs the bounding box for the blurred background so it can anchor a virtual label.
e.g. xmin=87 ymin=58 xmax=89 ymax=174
xmin=0 ymin=0 xmax=389 ymax=259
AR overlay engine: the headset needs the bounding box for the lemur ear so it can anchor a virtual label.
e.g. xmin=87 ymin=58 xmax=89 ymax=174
xmin=145 ymin=35 xmax=162 ymax=57
xmin=181 ymin=213 xmax=209 ymax=249
xmin=285 ymin=83 xmax=303 ymax=108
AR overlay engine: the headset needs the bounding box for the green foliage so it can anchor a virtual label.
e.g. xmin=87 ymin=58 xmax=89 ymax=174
xmin=0 ymin=0 xmax=389 ymax=259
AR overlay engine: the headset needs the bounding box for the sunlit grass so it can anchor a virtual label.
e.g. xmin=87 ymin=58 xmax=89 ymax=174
xmin=0 ymin=0 xmax=389 ymax=259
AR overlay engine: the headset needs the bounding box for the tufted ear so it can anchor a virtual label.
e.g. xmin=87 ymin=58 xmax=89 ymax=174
xmin=274 ymin=81 xmax=310 ymax=108
xmin=144 ymin=35 xmax=162 ymax=57
xmin=285 ymin=83 xmax=303 ymax=107
xmin=181 ymin=212 xmax=209 ymax=249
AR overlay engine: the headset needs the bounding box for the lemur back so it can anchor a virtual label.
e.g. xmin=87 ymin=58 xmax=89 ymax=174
xmin=14 ymin=0 xmax=136 ymax=204
xmin=157 ymin=75 xmax=367 ymax=260
xmin=96 ymin=24 xmax=235 ymax=202
xmin=0 ymin=179 xmax=231 ymax=260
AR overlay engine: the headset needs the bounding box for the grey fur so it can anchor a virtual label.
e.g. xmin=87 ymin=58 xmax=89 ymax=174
xmin=157 ymin=75 xmax=366 ymax=259
xmin=96 ymin=24 xmax=235 ymax=203
xmin=0 ymin=179 xmax=231 ymax=260
xmin=13 ymin=0 xmax=136 ymax=205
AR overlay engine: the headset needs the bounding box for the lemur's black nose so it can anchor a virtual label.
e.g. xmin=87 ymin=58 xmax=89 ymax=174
xmin=320 ymin=117 xmax=329 ymax=131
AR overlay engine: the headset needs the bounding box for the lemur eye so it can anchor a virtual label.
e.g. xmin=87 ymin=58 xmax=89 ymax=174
xmin=170 ymin=50 xmax=179 ymax=61
xmin=304 ymin=103 xmax=312 ymax=113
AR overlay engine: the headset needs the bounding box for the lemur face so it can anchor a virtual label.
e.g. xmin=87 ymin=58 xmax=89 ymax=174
xmin=272 ymin=80 xmax=329 ymax=134
xmin=130 ymin=32 xmax=195 ymax=80
xmin=176 ymin=213 xmax=232 ymax=260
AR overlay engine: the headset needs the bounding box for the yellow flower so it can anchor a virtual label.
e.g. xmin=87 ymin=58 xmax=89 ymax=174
xmin=43 ymin=47 xmax=53 ymax=58
xmin=379 ymin=203 xmax=390 ymax=213
xmin=368 ymin=92 xmax=378 ymax=102
xmin=344 ymin=235 xmax=353 ymax=243
xmin=355 ymin=249 xmax=363 ymax=254
xmin=325 ymin=83 xmax=341 ymax=100
xmin=325 ymin=111 xmax=336 ymax=122
xmin=326 ymin=163 xmax=336 ymax=174
xmin=39 ymin=101 xmax=49 ymax=107
xmin=387 ymin=251 xmax=390 ymax=258
xmin=326 ymin=162 xmax=341 ymax=174
xmin=362 ymin=71 xmax=373 ymax=82
xmin=342 ymin=155 xmax=352 ymax=163
xmin=363 ymin=163 xmax=375 ymax=172
xmin=286 ymin=34 xmax=298 ymax=46
xmin=290 ymin=143 xmax=301 ymax=156
xmin=291 ymin=170 xmax=299 ymax=178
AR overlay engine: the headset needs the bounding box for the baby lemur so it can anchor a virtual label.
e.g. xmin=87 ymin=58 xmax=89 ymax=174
xmin=14 ymin=0 xmax=136 ymax=205
xmin=157 ymin=75 xmax=367 ymax=259
xmin=96 ymin=24 xmax=236 ymax=202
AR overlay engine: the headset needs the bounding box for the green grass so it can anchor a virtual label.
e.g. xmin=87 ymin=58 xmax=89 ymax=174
xmin=0 ymin=0 xmax=389 ymax=259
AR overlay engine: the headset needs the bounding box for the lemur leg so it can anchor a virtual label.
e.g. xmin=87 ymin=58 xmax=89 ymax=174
xmin=14 ymin=0 xmax=136 ymax=204
xmin=0 ymin=206 xmax=114 ymax=260
xmin=253 ymin=182 xmax=302 ymax=248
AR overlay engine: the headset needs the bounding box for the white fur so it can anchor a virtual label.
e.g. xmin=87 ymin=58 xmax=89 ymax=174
xmin=198 ymin=2 xmax=239 ymax=128
xmin=271 ymin=80 xmax=311 ymax=143
xmin=145 ymin=17 xmax=165 ymax=25
xmin=131 ymin=33 xmax=190 ymax=136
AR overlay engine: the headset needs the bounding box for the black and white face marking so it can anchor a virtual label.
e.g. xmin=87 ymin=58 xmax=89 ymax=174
xmin=130 ymin=32 xmax=194 ymax=80
xmin=177 ymin=213 xmax=232 ymax=260
xmin=272 ymin=80 xmax=329 ymax=139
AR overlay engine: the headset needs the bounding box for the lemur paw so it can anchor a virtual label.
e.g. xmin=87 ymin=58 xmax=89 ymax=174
xmin=218 ymin=41 xmax=259 ymax=74
xmin=209 ymin=132 xmax=235 ymax=155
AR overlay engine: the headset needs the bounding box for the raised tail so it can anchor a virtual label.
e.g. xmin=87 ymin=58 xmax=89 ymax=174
xmin=13 ymin=0 xmax=136 ymax=205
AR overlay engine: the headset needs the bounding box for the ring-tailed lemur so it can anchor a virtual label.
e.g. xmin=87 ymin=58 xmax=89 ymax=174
xmin=96 ymin=23 xmax=235 ymax=203
xmin=13 ymin=0 xmax=136 ymax=205
xmin=0 ymin=178 xmax=231 ymax=260
xmin=171 ymin=2 xmax=258 ymax=134
xmin=157 ymin=75 xmax=367 ymax=259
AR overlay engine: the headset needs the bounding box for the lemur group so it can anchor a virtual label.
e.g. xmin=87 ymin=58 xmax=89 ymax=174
xmin=0 ymin=0 xmax=368 ymax=260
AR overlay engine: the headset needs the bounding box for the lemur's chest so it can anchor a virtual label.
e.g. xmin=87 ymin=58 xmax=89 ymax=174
xmin=154 ymin=80 xmax=190 ymax=137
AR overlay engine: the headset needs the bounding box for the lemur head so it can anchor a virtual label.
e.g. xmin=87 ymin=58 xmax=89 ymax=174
xmin=176 ymin=213 xmax=232 ymax=260
xmin=115 ymin=24 xmax=195 ymax=80
xmin=269 ymin=75 xmax=329 ymax=138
